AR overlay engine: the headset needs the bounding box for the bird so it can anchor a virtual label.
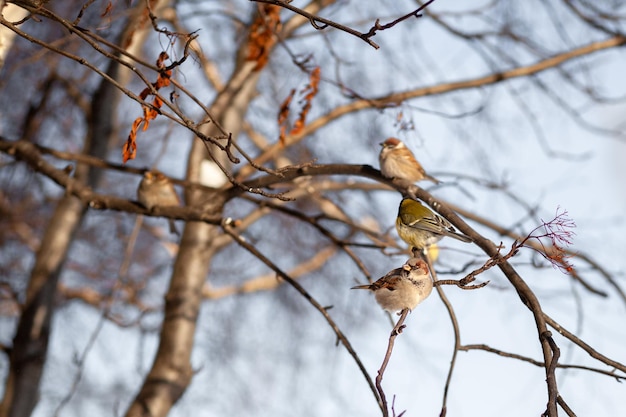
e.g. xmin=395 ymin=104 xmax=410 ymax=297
xmin=137 ymin=170 xmax=181 ymax=234
xmin=351 ymin=257 xmax=433 ymax=313
xmin=396 ymin=198 xmax=472 ymax=253
xmin=379 ymin=137 xmax=440 ymax=184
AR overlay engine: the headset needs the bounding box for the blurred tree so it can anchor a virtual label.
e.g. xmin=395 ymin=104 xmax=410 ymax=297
xmin=0 ymin=1 xmax=625 ymax=417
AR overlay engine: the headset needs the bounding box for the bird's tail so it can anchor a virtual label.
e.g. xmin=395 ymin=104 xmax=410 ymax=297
xmin=425 ymin=173 xmax=442 ymax=184
xmin=350 ymin=285 xmax=371 ymax=290
xmin=449 ymin=231 xmax=472 ymax=243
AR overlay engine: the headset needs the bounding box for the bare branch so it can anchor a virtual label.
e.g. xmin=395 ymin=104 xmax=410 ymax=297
xmin=406 ymin=185 xmax=560 ymax=416
xmin=202 ymin=246 xmax=337 ymax=299
xmin=361 ymin=0 xmax=436 ymax=39
xmin=449 ymin=201 xmax=623 ymax=304
xmin=429 ymin=259 xmax=461 ymax=416
xmin=544 ymin=314 xmax=626 ymax=374
xmin=460 ymin=344 xmax=626 ymax=380
xmin=221 ymin=219 xmax=383 ymax=413
xmin=239 ymin=35 xmax=626 ymax=174
xmin=0 ymin=138 xmax=222 ymax=225
xmin=251 ymin=0 xmax=381 ymax=49
xmin=375 ymin=308 xmax=410 ymax=417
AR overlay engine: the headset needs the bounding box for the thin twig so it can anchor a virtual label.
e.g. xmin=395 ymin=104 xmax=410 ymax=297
xmin=433 ymin=279 xmax=488 ymax=290
xmin=221 ymin=219 xmax=383 ymax=413
xmin=245 ymin=196 xmax=383 ymax=276
xmin=557 ymin=395 xmax=577 ymax=417
xmin=449 ymin=200 xmax=612 ymax=300
xmin=460 ymin=344 xmax=626 ymax=380
xmin=251 ymin=0 xmax=380 ymax=49
xmin=375 ymin=308 xmax=410 ymax=417
xmin=53 ymin=211 xmax=144 ymax=416
xmin=0 ymin=139 xmax=222 ymax=224
xmin=543 ymin=314 xmax=626 ymax=373
xmin=362 ymin=0 xmax=436 ymax=39
xmin=428 ymin=258 xmax=460 ymax=417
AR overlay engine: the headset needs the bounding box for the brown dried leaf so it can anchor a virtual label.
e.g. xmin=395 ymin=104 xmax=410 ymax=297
xmin=291 ymin=67 xmax=321 ymax=135
xmin=122 ymin=52 xmax=175 ymax=163
xmin=247 ymin=5 xmax=281 ymax=71
xmin=277 ymin=88 xmax=295 ymax=146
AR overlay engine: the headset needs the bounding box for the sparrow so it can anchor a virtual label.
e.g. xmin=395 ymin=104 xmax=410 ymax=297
xmin=379 ymin=137 xmax=440 ymax=184
xmin=137 ymin=170 xmax=181 ymax=234
xmin=351 ymin=257 xmax=433 ymax=313
xmin=396 ymin=198 xmax=472 ymax=252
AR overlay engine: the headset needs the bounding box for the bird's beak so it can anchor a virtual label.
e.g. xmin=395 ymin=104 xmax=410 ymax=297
xmin=379 ymin=142 xmax=384 ymax=147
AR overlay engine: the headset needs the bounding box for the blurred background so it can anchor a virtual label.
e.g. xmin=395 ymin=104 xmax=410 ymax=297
xmin=0 ymin=0 xmax=625 ymax=416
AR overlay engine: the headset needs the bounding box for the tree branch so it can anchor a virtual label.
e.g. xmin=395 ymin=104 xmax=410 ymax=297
xmin=460 ymin=343 xmax=626 ymax=380
xmin=240 ymin=35 xmax=626 ymax=175
xmin=252 ymin=0 xmax=381 ymax=49
xmin=221 ymin=219 xmax=383 ymax=413
xmin=375 ymin=308 xmax=410 ymax=417
xmin=0 ymin=138 xmax=222 ymax=225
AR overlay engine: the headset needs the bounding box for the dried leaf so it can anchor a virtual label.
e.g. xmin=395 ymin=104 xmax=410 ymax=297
xmin=277 ymin=89 xmax=295 ymax=146
xmin=139 ymin=87 xmax=150 ymax=100
xmin=122 ymin=117 xmax=143 ymax=163
xmin=156 ymin=52 xmax=169 ymax=68
xmin=155 ymin=71 xmax=171 ymax=88
xmin=247 ymin=5 xmax=281 ymax=71
xmin=291 ymin=67 xmax=320 ymax=135
xmin=121 ymin=52 xmax=175 ymax=163
xmin=101 ymin=1 xmax=113 ymax=17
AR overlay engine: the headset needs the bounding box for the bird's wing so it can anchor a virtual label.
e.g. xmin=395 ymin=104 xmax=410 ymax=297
xmin=365 ymin=268 xmax=405 ymax=291
xmin=400 ymin=156 xmax=426 ymax=175
xmin=404 ymin=213 xmax=472 ymax=242
xmin=371 ymin=275 xmax=402 ymax=291
xmin=402 ymin=213 xmax=448 ymax=235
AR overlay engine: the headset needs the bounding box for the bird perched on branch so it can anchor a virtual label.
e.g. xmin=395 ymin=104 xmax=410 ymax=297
xmin=396 ymin=198 xmax=471 ymax=253
xmin=137 ymin=170 xmax=181 ymax=234
xmin=352 ymin=257 xmax=433 ymax=313
xmin=379 ymin=137 xmax=440 ymax=184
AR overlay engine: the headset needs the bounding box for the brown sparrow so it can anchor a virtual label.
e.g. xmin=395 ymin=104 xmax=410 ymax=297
xmin=137 ymin=171 xmax=181 ymax=234
xmin=379 ymin=137 xmax=440 ymax=184
xmin=352 ymin=257 xmax=433 ymax=313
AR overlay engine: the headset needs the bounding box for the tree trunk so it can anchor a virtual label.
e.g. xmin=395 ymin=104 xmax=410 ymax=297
xmin=0 ymin=2 xmax=169 ymax=416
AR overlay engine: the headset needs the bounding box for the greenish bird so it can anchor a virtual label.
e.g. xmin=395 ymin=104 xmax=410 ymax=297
xmin=395 ymin=198 xmax=472 ymax=252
